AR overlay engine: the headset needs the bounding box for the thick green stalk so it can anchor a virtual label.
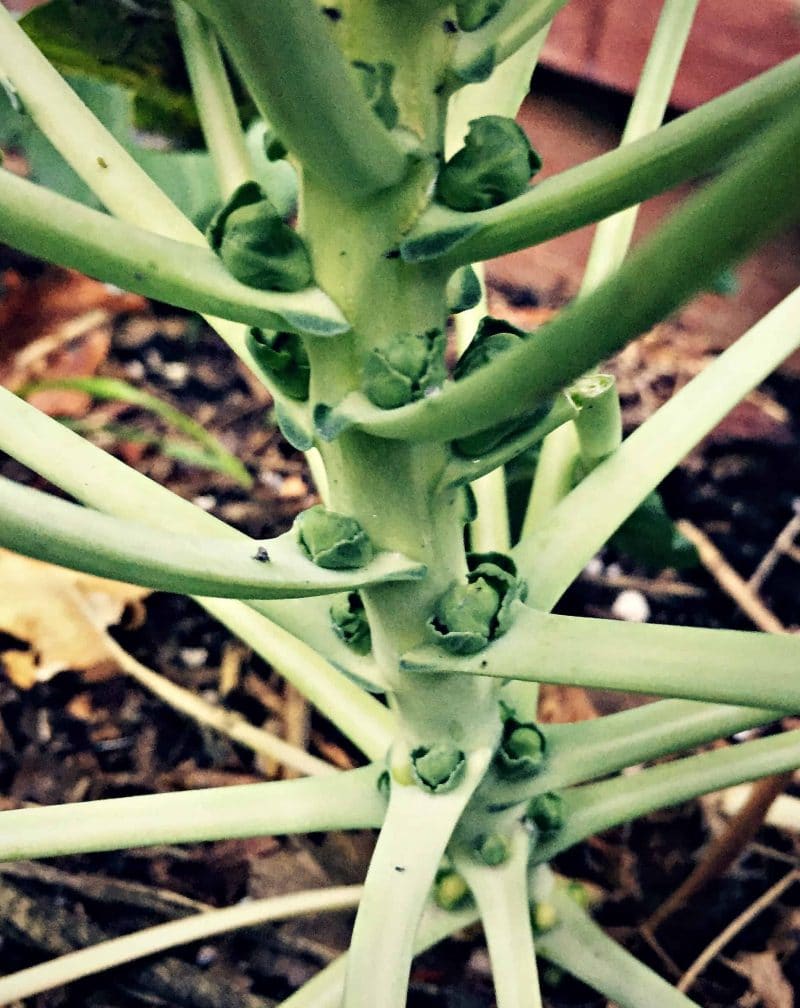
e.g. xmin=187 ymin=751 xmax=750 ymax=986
xmin=457 ymin=832 xmax=543 ymax=1008
xmin=192 ymin=0 xmax=409 ymax=198
xmin=402 ymin=606 xmax=800 ymax=710
xmin=516 ymin=283 xmax=800 ymax=609
xmin=0 ymin=766 xmax=385 ymax=861
xmin=401 ymin=55 xmax=800 ymax=266
xmin=0 ymin=171 xmax=345 ymax=336
xmin=173 ymin=0 xmax=254 ymax=197
xmin=520 ymin=419 xmax=579 ymax=537
xmin=0 ymin=474 xmax=424 ymax=599
xmin=343 ymin=103 xmax=800 ymax=444
xmin=0 ymin=885 xmax=363 ymax=1004
xmin=534 ymin=730 xmax=800 ymax=864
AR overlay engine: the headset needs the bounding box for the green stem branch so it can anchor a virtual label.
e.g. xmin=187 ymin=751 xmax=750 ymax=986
xmin=0 ymin=766 xmax=385 ymax=862
xmin=173 ymin=0 xmax=254 ymax=198
xmin=535 ymin=731 xmax=800 ymax=864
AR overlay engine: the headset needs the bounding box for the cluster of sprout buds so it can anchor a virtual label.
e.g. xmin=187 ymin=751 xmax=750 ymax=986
xmin=330 ymin=591 xmax=372 ymax=654
xmin=495 ymin=719 xmax=546 ymax=780
xmin=246 ymin=327 xmax=310 ymax=400
xmin=296 ymin=505 xmax=373 ymax=569
xmin=410 ymin=743 xmax=466 ymax=794
xmin=525 ymin=791 xmax=565 ymax=839
xmin=206 ymin=181 xmax=312 ymax=292
xmin=473 ymin=831 xmax=511 ymax=866
xmin=436 ymin=116 xmax=542 ymax=213
xmin=362 ymin=328 xmax=446 ymax=410
xmin=428 ymin=551 xmax=527 ymax=655
xmin=352 ymin=60 xmax=399 ymax=130
xmin=434 ymin=865 xmax=471 ymax=911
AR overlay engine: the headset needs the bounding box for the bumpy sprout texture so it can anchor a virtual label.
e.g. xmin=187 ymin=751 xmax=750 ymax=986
xmin=247 ymin=328 xmax=310 ymax=400
xmin=330 ymin=591 xmax=372 ymax=655
xmin=436 ymin=115 xmax=542 ymax=213
xmin=362 ymin=329 xmax=446 ymax=410
xmin=206 ymin=181 xmax=312 ymax=292
xmin=411 ymin=743 xmax=467 ymax=794
xmin=295 ymin=505 xmax=374 ymax=570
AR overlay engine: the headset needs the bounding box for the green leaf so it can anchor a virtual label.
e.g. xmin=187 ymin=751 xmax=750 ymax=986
xmin=20 ymin=0 xmax=200 ymax=138
xmin=610 ymin=490 xmax=699 ymax=570
xmin=23 ymin=375 xmax=252 ymax=489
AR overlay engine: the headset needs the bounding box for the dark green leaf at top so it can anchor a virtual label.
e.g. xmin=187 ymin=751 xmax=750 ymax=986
xmin=436 ymin=116 xmax=541 ymax=212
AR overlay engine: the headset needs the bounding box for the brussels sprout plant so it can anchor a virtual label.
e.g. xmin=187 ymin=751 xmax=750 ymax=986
xmin=1 ymin=0 xmax=800 ymax=1005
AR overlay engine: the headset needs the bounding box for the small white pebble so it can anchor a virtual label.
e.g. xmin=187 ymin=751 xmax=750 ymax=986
xmin=192 ymin=494 xmax=216 ymax=511
xmin=611 ymin=589 xmax=650 ymax=623
xmin=583 ymin=556 xmax=604 ymax=577
xmin=162 ymin=361 xmax=189 ymax=384
xmin=605 ymin=562 xmax=623 ymax=579
xmin=180 ymin=647 xmax=208 ymax=668
xmin=125 ymin=360 xmax=145 ymax=380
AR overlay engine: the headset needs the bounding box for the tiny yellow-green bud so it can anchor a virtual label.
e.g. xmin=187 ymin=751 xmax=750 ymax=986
xmin=296 ymin=505 xmax=373 ymax=570
xmin=532 ymin=901 xmax=559 ymax=934
xmin=411 ymin=744 xmax=466 ymax=794
xmin=434 ymin=871 xmax=471 ymax=911
xmin=474 ymin=832 xmax=510 ymax=866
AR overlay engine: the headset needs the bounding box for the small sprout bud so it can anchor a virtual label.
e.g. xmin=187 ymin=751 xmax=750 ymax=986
xmin=455 ymin=0 xmax=505 ymax=31
xmin=296 ymin=505 xmax=373 ymax=570
xmin=532 ymin=901 xmax=559 ymax=934
xmin=434 ymin=870 xmax=471 ymax=911
xmin=411 ymin=743 xmax=466 ymax=794
xmin=526 ymin=792 xmax=565 ymax=837
xmin=391 ymin=761 xmax=414 ymax=787
xmin=429 ymin=577 xmax=499 ymax=655
xmin=446 ymin=265 xmax=482 ymax=315
xmin=467 ymin=552 xmax=527 ymax=636
xmin=474 ymin=832 xmax=510 ymax=866
xmin=352 ymin=60 xmax=399 ymax=130
xmin=495 ymin=713 xmax=546 ymax=780
xmin=247 ymin=327 xmax=310 ymax=400
xmin=330 ymin=591 xmax=372 ymax=655
xmin=435 ymin=116 xmax=542 ymax=212
xmin=565 ymin=879 xmax=591 ymax=910
xmin=206 ymin=181 xmax=312 ymax=292
xmin=363 ymin=329 xmax=445 ymax=410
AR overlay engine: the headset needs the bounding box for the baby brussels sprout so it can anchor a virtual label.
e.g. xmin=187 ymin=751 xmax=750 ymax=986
xmin=411 ymin=743 xmax=466 ymax=794
xmin=446 ymin=265 xmax=482 ymax=315
xmin=362 ymin=329 xmax=446 ymax=410
xmin=435 ymin=116 xmax=542 ymax=212
xmin=467 ymin=551 xmax=528 ymax=636
xmin=434 ymin=869 xmax=471 ymax=911
xmin=246 ymin=327 xmax=310 ymax=400
xmin=296 ymin=505 xmax=374 ymax=570
xmin=352 ymin=60 xmax=399 ymax=130
xmin=455 ymin=0 xmax=505 ymax=31
xmin=206 ymin=181 xmax=312 ymax=292
xmin=526 ymin=792 xmax=565 ymax=837
xmin=531 ymin=901 xmax=559 ymax=934
xmin=330 ymin=591 xmax=372 ymax=655
xmin=428 ymin=551 xmax=526 ymax=654
xmin=473 ymin=832 xmax=511 ymax=866
xmin=429 ymin=577 xmax=500 ymax=655
xmin=495 ymin=711 xmax=546 ymax=780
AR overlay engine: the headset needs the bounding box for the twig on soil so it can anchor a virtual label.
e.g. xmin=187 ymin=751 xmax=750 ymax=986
xmin=747 ymin=512 xmax=800 ymax=595
xmin=578 ymin=569 xmax=706 ymax=598
xmin=644 ymin=771 xmax=793 ymax=933
xmin=97 ymin=623 xmax=336 ymax=778
xmin=676 ymin=520 xmax=786 ymax=633
xmin=676 ymin=869 xmax=799 ymax=994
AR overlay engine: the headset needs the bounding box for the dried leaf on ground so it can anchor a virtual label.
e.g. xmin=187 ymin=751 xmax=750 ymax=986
xmin=0 ymin=547 xmax=149 ymax=687
xmin=731 ymin=950 xmax=794 ymax=1008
